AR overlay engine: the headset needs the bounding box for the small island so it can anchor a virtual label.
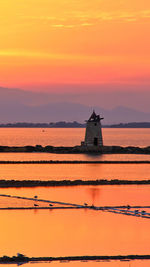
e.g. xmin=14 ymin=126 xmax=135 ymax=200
xmin=0 ymin=144 xmax=149 ymax=154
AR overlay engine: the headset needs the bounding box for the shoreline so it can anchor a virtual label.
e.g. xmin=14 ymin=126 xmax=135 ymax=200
xmin=0 ymin=179 xmax=150 ymax=187
xmin=1 ymin=254 xmax=150 ymax=263
xmin=0 ymin=145 xmax=150 ymax=154
xmin=0 ymin=160 xmax=149 ymax=164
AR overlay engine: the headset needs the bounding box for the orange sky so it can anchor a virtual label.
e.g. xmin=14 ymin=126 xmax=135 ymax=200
xmin=0 ymin=0 xmax=150 ymax=91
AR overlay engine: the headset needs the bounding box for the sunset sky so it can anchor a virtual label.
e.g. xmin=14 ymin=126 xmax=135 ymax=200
xmin=0 ymin=0 xmax=150 ymax=93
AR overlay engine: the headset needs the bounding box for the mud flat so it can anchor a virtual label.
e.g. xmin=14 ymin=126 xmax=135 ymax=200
xmin=1 ymin=179 xmax=150 ymax=187
xmin=0 ymin=145 xmax=150 ymax=154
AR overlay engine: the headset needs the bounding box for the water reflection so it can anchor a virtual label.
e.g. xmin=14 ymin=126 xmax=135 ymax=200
xmin=0 ymin=163 xmax=149 ymax=180
xmin=0 ymin=128 xmax=149 ymax=264
xmin=0 ymin=153 xmax=150 ymax=162
xmin=86 ymin=187 xmax=101 ymax=205
xmin=0 ymin=209 xmax=150 ymax=257
xmin=0 ymin=187 xmax=150 ymax=262
xmin=0 ymin=185 xmax=150 ymax=207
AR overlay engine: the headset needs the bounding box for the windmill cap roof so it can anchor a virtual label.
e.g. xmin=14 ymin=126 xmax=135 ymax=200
xmin=88 ymin=111 xmax=104 ymax=122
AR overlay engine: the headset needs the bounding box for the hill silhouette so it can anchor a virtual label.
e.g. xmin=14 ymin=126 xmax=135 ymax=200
xmin=0 ymin=87 xmax=150 ymax=124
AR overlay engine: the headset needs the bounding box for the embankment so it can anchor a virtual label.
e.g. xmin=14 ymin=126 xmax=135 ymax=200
xmin=0 ymin=145 xmax=150 ymax=154
xmin=0 ymin=179 xmax=150 ymax=187
xmin=0 ymin=160 xmax=149 ymax=164
xmin=1 ymin=254 xmax=150 ymax=263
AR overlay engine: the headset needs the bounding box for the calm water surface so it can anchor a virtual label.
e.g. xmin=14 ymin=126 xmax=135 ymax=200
xmin=0 ymin=152 xmax=150 ymax=161
xmin=0 ymin=186 xmax=150 ymax=259
xmin=0 ymin=185 xmax=150 ymax=206
xmin=0 ymin=203 xmax=150 ymax=257
xmin=0 ymin=163 xmax=149 ymax=180
xmin=0 ymin=128 xmax=149 ymax=263
xmin=0 ymin=128 xmax=149 ymax=147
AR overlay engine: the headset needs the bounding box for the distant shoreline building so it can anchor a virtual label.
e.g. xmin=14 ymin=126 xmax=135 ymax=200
xmin=81 ymin=111 xmax=104 ymax=147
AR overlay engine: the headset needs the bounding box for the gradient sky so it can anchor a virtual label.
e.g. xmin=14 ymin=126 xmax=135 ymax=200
xmin=0 ymin=0 xmax=150 ymax=92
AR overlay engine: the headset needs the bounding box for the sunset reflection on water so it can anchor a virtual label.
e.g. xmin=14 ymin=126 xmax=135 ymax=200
xmin=0 ymin=128 xmax=149 ymax=266
xmin=0 ymin=163 xmax=149 ymax=180
xmin=0 ymin=128 xmax=149 ymax=147
xmin=0 ymin=185 xmax=150 ymax=260
xmin=0 ymin=208 xmax=150 ymax=258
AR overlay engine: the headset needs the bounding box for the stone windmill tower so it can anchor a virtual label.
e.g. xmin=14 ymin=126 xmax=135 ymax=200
xmin=82 ymin=110 xmax=104 ymax=147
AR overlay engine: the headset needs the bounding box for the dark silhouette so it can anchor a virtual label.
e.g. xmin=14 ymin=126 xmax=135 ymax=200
xmin=0 ymin=121 xmax=150 ymax=128
xmin=0 ymin=179 xmax=150 ymax=188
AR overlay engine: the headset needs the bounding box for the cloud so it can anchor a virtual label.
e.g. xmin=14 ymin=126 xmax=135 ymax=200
xmin=51 ymin=23 xmax=93 ymax=28
xmin=0 ymin=49 xmax=149 ymax=66
xmin=0 ymin=49 xmax=121 ymax=64
xmin=80 ymin=22 xmax=93 ymax=26
xmin=51 ymin=24 xmax=65 ymax=28
xmin=69 ymin=9 xmax=150 ymax=24
xmin=19 ymin=9 xmax=150 ymax=32
xmin=0 ymin=49 xmax=103 ymax=62
xmin=140 ymin=10 xmax=150 ymax=18
xmin=21 ymin=15 xmax=65 ymax=21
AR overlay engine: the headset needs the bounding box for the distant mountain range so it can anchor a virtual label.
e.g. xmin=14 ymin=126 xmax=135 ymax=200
xmin=0 ymin=87 xmax=150 ymax=124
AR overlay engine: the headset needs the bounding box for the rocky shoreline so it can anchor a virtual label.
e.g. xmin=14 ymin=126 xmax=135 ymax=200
xmin=0 ymin=145 xmax=150 ymax=154
xmin=1 ymin=254 xmax=150 ymax=263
